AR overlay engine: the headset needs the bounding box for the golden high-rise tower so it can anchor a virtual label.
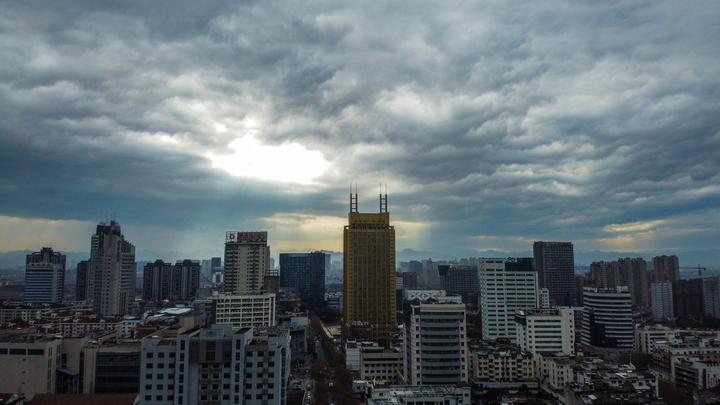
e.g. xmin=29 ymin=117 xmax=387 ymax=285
xmin=343 ymin=192 xmax=396 ymax=344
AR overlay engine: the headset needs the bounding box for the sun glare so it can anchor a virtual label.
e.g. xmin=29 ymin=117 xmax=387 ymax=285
xmin=208 ymin=136 xmax=330 ymax=184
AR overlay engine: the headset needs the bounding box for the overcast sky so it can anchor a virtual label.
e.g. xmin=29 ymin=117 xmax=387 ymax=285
xmin=1 ymin=0 xmax=719 ymax=263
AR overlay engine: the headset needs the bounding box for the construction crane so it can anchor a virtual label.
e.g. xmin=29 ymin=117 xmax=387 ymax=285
xmin=680 ymin=265 xmax=707 ymax=278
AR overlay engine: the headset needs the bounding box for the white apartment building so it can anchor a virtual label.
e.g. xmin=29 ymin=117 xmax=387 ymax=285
xmin=515 ymin=308 xmax=575 ymax=355
xmin=651 ymin=281 xmax=674 ymax=321
xmin=403 ymin=294 xmax=468 ymax=385
xmin=140 ymin=325 xmax=290 ymax=405
xmin=212 ymin=293 xmax=276 ymax=328
xmin=478 ymin=258 xmax=538 ymax=342
xmin=634 ymin=324 xmax=677 ymax=353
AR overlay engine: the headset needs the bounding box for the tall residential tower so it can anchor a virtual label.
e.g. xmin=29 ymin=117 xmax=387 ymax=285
xmin=223 ymin=231 xmax=270 ymax=295
xmin=343 ymin=193 xmax=396 ymax=344
xmin=78 ymin=221 xmax=136 ymax=316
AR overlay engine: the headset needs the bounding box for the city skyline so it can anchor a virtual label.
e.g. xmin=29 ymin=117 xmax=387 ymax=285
xmin=1 ymin=1 xmax=719 ymax=265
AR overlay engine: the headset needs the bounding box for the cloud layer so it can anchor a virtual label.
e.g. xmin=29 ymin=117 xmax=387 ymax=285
xmin=1 ymin=0 xmax=719 ymax=263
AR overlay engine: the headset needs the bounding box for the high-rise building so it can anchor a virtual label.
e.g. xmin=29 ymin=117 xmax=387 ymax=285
xmin=279 ymin=251 xmax=327 ymax=307
xmin=533 ymin=241 xmax=575 ymax=306
xmin=515 ymin=308 xmax=576 ymax=355
xmin=79 ymin=221 xmax=136 ymax=316
xmin=652 ymin=255 xmax=679 ymax=282
xmin=437 ymin=265 xmax=479 ymax=307
xmin=76 ymin=260 xmax=90 ymax=301
xmin=343 ymin=193 xmax=396 ymax=344
xmin=650 ymin=282 xmax=673 ymax=321
xmin=142 ymin=260 xmax=200 ymax=302
xmin=588 ymin=258 xmax=649 ymax=308
xmin=703 ymin=277 xmax=720 ymax=318
xmin=24 ymin=247 xmax=66 ymax=304
xmin=620 ymin=258 xmax=649 ymax=308
xmin=402 ymin=291 xmax=468 ymax=385
xmin=478 ymin=258 xmax=538 ymax=342
xmin=672 ymin=278 xmax=704 ymax=321
xmin=224 ymin=232 xmax=270 ymax=295
xmin=140 ymin=325 xmax=290 ymax=405
xmin=581 ymin=286 xmax=633 ymax=350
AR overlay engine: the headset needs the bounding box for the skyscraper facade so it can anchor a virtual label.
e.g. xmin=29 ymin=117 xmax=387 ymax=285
xmin=588 ymin=258 xmax=649 ymax=308
xmin=24 ymin=247 xmax=66 ymax=303
xmin=533 ymin=241 xmax=575 ymax=306
xmin=142 ymin=259 xmax=201 ymax=302
xmin=343 ymin=193 xmax=396 ymax=344
xmin=279 ymin=251 xmax=327 ymax=307
xmin=76 ymin=260 xmax=90 ymax=301
xmin=223 ymin=231 xmax=270 ymax=295
xmin=478 ymin=258 xmax=538 ymax=342
xmin=672 ymin=278 xmax=704 ymax=321
xmin=81 ymin=221 xmax=136 ymax=316
xmin=581 ymin=286 xmax=633 ymax=350
xmin=438 ymin=264 xmax=479 ymax=307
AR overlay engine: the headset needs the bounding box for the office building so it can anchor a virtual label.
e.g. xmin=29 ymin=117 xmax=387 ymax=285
xmin=76 ymin=261 xmax=90 ymax=301
xmin=0 ymin=333 xmax=63 ymax=401
xmin=533 ymin=241 xmax=575 ymax=306
xmin=703 ymin=277 xmax=720 ymax=318
xmin=343 ymin=193 xmax=396 ymax=344
xmin=437 ymin=264 xmax=478 ymax=307
xmin=673 ymin=278 xmax=705 ymax=321
xmin=81 ymin=341 xmax=141 ymax=394
xmin=478 ymin=258 xmax=538 ymax=342
xmin=651 ymin=281 xmax=674 ymax=321
xmin=224 ymin=231 xmax=270 ymax=295
xmin=634 ymin=325 xmax=677 ymax=353
xmin=142 ymin=260 xmax=200 ymax=303
xmin=399 ymin=271 xmax=418 ymax=289
xmin=212 ymin=293 xmax=276 ymax=328
xmin=140 ymin=325 xmax=290 ymax=405
xmin=24 ymin=247 xmax=66 ymax=303
xmin=279 ymin=252 xmax=327 ymax=307
xmin=515 ymin=308 xmax=575 ymax=354
xmin=581 ymin=287 xmax=633 ymax=350
xmin=77 ymin=221 xmax=136 ymax=316
xmin=403 ymin=292 xmax=468 ymax=385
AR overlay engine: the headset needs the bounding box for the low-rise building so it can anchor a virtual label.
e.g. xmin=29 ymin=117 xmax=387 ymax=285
xmin=673 ymin=357 xmax=720 ymax=404
xmin=367 ymin=385 xmax=471 ymax=405
xmin=515 ymin=307 xmax=575 ymax=355
xmin=139 ymin=324 xmax=290 ymax=405
xmin=359 ymin=345 xmax=403 ymax=385
xmin=470 ymin=346 xmax=535 ymax=389
xmin=0 ymin=332 xmax=63 ymax=401
xmin=212 ymin=293 xmax=276 ymax=328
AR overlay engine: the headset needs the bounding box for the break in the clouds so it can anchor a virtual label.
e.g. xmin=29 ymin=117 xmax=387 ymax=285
xmin=1 ymin=0 xmax=719 ymax=263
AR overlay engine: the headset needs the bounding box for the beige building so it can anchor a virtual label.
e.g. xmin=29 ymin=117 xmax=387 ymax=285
xmin=343 ymin=193 xmax=396 ymax=344
xmin=223 ymin=231 xmax=270 ymax=295
xmin=0 ymin=333 xmax=62 ymax=401
xmin=213 ymin=293 xmax=276 ymax=328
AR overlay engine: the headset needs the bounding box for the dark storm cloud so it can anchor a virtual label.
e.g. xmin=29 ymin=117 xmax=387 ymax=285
xmin=1 ymin=0 xmax=719 ymax=259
